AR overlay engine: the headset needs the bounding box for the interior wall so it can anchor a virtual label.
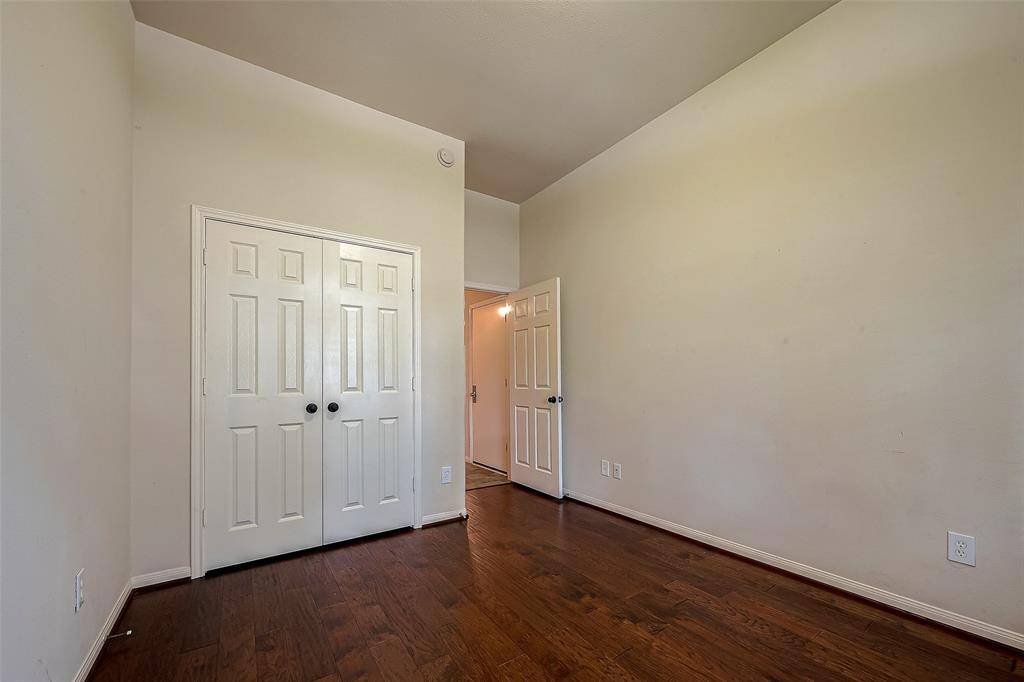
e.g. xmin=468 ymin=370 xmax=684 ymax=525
xmin=132 ymin=24 xmax=465 ymax=578
xmin=520 ymin=0 xmax=1023 ymax=638
xmin=465 ymin=189 xmax=519 ymax=290
xmin=1 ymin=2 xmax=135 ymax=680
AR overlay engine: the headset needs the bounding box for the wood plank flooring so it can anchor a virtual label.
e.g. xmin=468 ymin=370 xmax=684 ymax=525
xmin=89 ymin=485 xmax=1022 ymax=681
xmin=465 ymin=462 xmax=509 ymax=491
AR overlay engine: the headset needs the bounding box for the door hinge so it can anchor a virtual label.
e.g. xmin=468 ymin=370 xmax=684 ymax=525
xmin=412 ymin=376 xmax=416 ymax=391
xmin=201 ymin=508 xmax=207 ymax=527
xmin=412 ymin=477 xmax=416 ymax=493
xmin=202 ymin=247 xmax=207 ymax=266
xmin=411 ymin=276 xmax=415 ymax=292
xmin=202 ymin=377 xmax=207 ymax=395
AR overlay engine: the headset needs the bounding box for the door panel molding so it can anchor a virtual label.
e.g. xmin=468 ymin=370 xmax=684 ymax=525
xmin=191 ymin=205 xmax=423 ymax=578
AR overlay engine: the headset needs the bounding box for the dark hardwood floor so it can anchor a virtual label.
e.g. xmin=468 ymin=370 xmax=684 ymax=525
xmin=89 ymin=485 xmax=1022 ymax=681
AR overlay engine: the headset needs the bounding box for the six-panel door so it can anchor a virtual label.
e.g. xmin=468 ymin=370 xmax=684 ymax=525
xmin=322 ymin=242 xmax=415 ymax=543
xmin=203 ymin=220 xmax=325 ymax=571
xmin=508 ymin=277 xmax=563 ymax=498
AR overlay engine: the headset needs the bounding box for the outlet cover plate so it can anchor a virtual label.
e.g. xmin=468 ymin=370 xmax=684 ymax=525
xmin=613 ymin=463 xmax=622 ymax=480
xmin=601 ymin=460 xmax=611 ymax=477
xmin=440 ymin=466 xmax=453 ymax=484
xmin=947 ymin=531 xmax=975 ymax=566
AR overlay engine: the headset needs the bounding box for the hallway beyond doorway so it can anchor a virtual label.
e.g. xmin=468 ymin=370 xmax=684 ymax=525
xmin=465 ymin=462 xmax=508 ymax=491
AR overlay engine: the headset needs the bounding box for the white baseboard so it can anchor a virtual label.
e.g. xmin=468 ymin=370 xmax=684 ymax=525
xmin=564 ymin=489 xmax=1024 ymax=651
xmin=73 ymin=579 xmax=131 ymax=682
xmin=420 ymin=509 xmax=468 ymax=526
xmin=131 ymin=566 xmax=192 ymax=589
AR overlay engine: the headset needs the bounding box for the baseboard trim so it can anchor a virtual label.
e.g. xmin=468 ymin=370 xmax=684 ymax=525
xmin=564 ymin=489 xmax=1024 ymax=651
xmin=420 ymin=509 xmax=468 ymax=527
xmin=72 ymin=579 xmax=132 ymax=682
xmin=131 ymin=566 xmax=192 ymax=589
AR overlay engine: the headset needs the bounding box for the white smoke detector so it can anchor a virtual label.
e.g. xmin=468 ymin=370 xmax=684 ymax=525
xmin=437 ymin=148 xmax=456 ymax=167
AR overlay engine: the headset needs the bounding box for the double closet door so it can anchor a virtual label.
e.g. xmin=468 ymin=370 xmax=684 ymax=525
xmin=203 ymin=219 xmax=414 ymax=571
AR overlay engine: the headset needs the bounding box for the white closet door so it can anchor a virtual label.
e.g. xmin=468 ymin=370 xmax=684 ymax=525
xmin=322 ymin=242 xmax=415 ymax=543
xmin=203 ymin=220 xmax=324 ymax=571
xmin=508 ymin=277 xmax=563 ymax=498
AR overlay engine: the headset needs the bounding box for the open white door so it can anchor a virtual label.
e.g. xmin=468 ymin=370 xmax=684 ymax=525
xmin=508 ymin=277 xmax=563 ymax=497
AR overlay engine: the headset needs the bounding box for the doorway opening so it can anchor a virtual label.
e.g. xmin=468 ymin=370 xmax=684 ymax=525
xmin=465 ymin=288 xmax=512 ymax=491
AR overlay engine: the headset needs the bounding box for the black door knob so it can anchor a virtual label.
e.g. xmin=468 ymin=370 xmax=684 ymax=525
xmin=305 ymin=403 xmax=318 ymax=414
xmin=547 ymin=396 xmax=564 ymax=404
xmin=327 ymin=402 xmax=339 ymax=413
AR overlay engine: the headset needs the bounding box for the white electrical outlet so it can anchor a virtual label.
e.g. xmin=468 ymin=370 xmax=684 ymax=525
xmin=601 ymin=459 xmax=611 ymax=477
xmin=947 ymin=531 xmax=975 ymax=566
xmin=440 ymin=466 xmax=453 ymax=484
xmin=613 ymin=463 xmax=622 ymax=480
xmin=74 ymin=569 xmax=85 ymax=612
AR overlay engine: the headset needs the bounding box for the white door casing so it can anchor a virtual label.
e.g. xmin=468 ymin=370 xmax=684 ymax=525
xmin=508 ymin=277 xmax=563 ymax=497
xmin=203 ymin=219 xmax=325 ymax=571
xmin=323 ymin=241 xmax=415 ymax=543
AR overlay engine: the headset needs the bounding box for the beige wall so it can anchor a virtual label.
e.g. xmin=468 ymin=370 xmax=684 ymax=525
xmin=1 ymin=2 xmax=135 ymax=680
xmin=521 ymin=1 xmax=1023 ymax=638
xmin=465 ymin=189 xmax=519 ymax=290
xmin=131 ymin=24 xmax=466 ymax=577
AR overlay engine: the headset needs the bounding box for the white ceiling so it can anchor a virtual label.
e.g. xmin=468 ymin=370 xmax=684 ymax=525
xmin=132 ymin=1 xmax=835 ymax=203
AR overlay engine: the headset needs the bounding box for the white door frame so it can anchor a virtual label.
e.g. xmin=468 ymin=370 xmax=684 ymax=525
xmin=190 ymin=205 xmax=423 ymax=578
xmin=464 ymin=280 xmax=515 ymax=294
xmin=466 ymin=293 xmax=510 ymax=472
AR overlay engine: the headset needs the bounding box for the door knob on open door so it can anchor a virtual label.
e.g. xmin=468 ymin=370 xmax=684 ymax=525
xmin=547 ymin=396 xmax=563 ymax=404
xmin=327 ymin=402 xmax=339 ymax=413
xmin=305 ymin=403 xmax=318 ymax=414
